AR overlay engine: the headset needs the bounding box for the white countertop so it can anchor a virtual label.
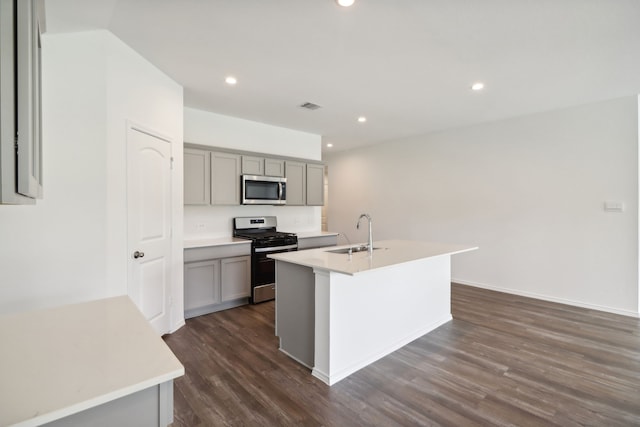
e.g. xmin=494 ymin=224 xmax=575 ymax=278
xmin=269 ymin=239 xmax=478 ymax=275
xmin=184 ymin=236 xmax=251 ymax=249
xmin=0 ymin=296 xmax=184 ymax=427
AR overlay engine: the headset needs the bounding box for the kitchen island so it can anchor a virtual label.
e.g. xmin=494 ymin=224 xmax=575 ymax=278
xmin=0 ymin=296 xmax=184 ymax=427
xmin=269 ymin=239 xmax=477 ymax=386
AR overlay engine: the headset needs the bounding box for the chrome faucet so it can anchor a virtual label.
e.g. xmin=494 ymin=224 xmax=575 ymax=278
xmin=356 ymin=213 xmax=373 ymax=256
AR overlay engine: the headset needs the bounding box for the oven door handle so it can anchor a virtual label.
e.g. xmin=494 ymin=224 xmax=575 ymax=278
xmin=255 ymin=244 xmax=298 ymax=253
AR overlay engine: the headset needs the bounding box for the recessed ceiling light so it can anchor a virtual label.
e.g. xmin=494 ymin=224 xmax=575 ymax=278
xmin=336 ymin=0 xmax=355 ymax=7
xmin=357 ymin=116 xmax=367 ymax=123
xmin=471 ymin=82 xmax=485 ymax=91
xmin=225 ymin=76 xmax=237 ymax=85
xmin=326 ymin=143 xmax=333 ymax=148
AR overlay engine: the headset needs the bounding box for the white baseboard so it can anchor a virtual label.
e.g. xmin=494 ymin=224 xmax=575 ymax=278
xmin=452 ymin=278 xmax=639 ymax=318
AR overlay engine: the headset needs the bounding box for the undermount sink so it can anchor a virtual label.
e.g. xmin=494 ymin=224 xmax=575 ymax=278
xmin=326 ymin=245 xmax=384 ymax=254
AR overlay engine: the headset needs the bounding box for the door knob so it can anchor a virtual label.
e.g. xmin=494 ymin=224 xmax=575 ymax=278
xmin=133 ymin=251 xmax=145 ymax=259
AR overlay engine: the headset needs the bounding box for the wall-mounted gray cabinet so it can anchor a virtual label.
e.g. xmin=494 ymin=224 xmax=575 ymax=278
xmin=241 ymin=155 xmax=264 ymax=176
xmin=306 ymin=163 xmax=324 ymax=206
xmin=183 ymin=143 xmax=324 ymax=206
xmin=265 ymin=158 xmax=285 ymax=177
xmin=285 ymin=161 xmax=324 ymax=206
xmin=0 ymin=0 xmax=44 ymax=204
xmin=211 ymin=152 xmax=241 ymax=205
xmin=285 ymin=161 xmax=306 ymax=206
xmin=241 ymin=155 xmax=285 ymax=177
xmin=184 ymin=150 xmax=241 ymax=205
xmin=184 ymin=148 xmax=210 ymax=205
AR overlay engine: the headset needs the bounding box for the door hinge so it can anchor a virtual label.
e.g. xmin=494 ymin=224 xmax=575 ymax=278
xmin=170 ymin=156 xmax=174 ymax=170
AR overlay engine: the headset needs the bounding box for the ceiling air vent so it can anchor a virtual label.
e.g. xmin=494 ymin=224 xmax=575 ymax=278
xmin=299 ymin=102 xmax=322 ymax=110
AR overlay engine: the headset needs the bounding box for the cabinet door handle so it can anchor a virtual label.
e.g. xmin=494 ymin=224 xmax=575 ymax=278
xmin=133 ymin=251 xmax=145 ymax=259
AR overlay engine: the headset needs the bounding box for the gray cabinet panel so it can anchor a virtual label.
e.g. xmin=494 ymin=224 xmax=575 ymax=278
xmin=241 ymin=155 xmax=264 ymax=175
xmin=221 ymin=256 xmax=251 ymax=301
xmin=42 ymin=382 xmax=173 ymax=427
xmin=183 ymin=148 xmax=210 ymax=205
xmin=184 ymin=259 xmax=221 ymax=311
xmin=0 ymin=0 xmax=40 ymax=204
xmin=275 ymin=261 xmax=315 ymax=368
xmin=285 ymin=161 xmax=306 ymax=206
xmin=211 ymin=152 xmax=240 ymax=205
xmin=265 ymin=158 xmax=285 ymax=177
xmin=306 ymin=163 xmax=324 ymax=206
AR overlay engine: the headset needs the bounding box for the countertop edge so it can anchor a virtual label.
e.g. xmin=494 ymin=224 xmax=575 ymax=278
xmin=269 ymin=240 xmax=478 ymax=275
xmin=20 ymin=367 xmax=185 ymax=427
xmin=184 ymin=237 xmax=251 ymax=249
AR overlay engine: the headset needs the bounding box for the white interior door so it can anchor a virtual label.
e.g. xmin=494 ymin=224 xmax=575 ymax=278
xmin=127 ymin=124 xmax=172 ymax=335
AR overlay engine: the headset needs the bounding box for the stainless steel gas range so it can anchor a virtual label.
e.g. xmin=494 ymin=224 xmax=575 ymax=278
xmin=233 ymin=216 xmax=297 ymax=303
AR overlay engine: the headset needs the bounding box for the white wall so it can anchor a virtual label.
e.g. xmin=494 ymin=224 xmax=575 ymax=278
xmin=184 ymin=107 xmax=322 ymax=238
xmin=326 ymin=96 xmax=639 ymax=316
xmin=0 ymin=30 xmax=185 ymax=331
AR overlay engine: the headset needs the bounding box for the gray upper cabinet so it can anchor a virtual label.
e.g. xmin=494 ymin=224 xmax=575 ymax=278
xmin=241 ymin=156 xmax=264 ymax=176
xmin=242 ymin=155 xmax=284 ymax=177
xmin=211 ymin=151 xmax=241 ymax=205
xmin=306 ymin=164 xmax=324 ymax=206
xmin=184 ymin=148 xmax=210 ymax=205
xmin=285 ymin=161 xmax=306 ymax=206
xmin=183 ymin=144 xmax=324 ymax=206
xmin=285 ymin=161 xmax=325 ymax=206
xmin=264 ymin=158 xmax=285 ymax=177
xmin=0 ymin=0 xmax=43 ymax=204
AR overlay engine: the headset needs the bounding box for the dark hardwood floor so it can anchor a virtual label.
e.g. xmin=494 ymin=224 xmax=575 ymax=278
xmin=163 ymin=284 xmax=640 ymax=426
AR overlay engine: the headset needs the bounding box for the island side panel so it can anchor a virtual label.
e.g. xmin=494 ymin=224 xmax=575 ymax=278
xmin=275 ymin=260 xmax=315 ymax=368
xmin=319 ymin=255 xmax=453 ymax=385
xmin=312 ymin=269 xmax=331 ymax=385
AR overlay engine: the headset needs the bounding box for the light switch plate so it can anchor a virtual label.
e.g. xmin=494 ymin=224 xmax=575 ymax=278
xmin=604 ymin=201 xmax=624 ymax=212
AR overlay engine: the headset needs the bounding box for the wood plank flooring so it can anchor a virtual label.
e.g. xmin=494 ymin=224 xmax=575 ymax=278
xmin=163 ymin=284 xmax=640 ymax=426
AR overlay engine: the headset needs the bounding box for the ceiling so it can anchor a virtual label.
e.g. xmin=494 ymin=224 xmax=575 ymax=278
xmin=44 ymin=0 xmax=640 ymax=152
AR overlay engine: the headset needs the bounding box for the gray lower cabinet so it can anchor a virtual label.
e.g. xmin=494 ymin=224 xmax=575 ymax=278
xmin=297 ymin=234 xmax=338 ymax=250
xmin=221 ymin=256 xmax=251 ymax=301
xmin=184 ymin=259 xmax=221 ymax=310
xmin=184 ymin=244 xmax=251 ymax=318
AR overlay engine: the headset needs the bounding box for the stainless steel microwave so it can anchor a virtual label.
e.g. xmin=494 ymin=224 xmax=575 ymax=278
xmin=241 ymin=175 xmax=287 ymax=205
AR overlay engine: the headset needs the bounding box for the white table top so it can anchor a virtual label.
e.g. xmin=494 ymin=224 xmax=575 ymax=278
xmin=269 ymin=239 xmax=478 ymax=275
xmin=0 ymin=296 xmax=184 ymax=427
